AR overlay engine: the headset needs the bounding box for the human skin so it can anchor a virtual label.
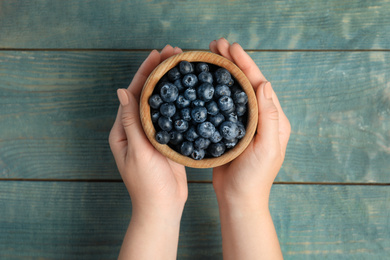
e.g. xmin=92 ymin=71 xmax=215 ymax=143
xmin=210 ymin=38 xmax=291 ymax=260
xmin=109 ymin=44 xmax=187 ymax=260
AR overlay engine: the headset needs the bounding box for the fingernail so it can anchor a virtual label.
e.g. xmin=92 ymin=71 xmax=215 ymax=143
xmin=263 ymin=82 xmax=273 ymax=100
xmin=117 ymin=89 xmax=129 ymax=106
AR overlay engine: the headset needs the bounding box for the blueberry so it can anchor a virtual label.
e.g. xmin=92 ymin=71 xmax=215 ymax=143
xmin=182 ymin=74 xmax=198 ymax=88
xmin=236 ymin=103 xmax=247 ymax=117
xmin=236 ymin=121 xmax=246 ymax=139
xmin=214 ymin=84 xmax=231 ymax=98
xmin=160 ymin=83 xmax=179 ymax=103
xmin=181 ymin=141 xmax=194 ymax=156
xmin=176 ymin=95 xmax=190 ymax=109
xmin=191 ymin=148 xmax=205 ymax=160
xmin=218 ymin=96 xmax=234 ymax=111
xmin=198 ymin=72 xmax=213 ymax=84
xmin=210 ymin=130 xmax=223 ymax=143
xmin=225 ymin=111 xmax=238 ymax=123
xmin=179 ymin=61 xmax=194 ymax=75
xmin=151 ymin=109 xmax=160 ymax=123
xmin=219 ymin=121 xmax=238 ymax=140
xmin=155 ymin=131 xmax=170 ymax=144
xmin=180 ymin=107 xmax=192 ymax=121
xmin=171 ymin=112 xmax=181 ymax=122
xmin=160 ymin=102 xmax=176 ymax=118
xmin=184 ymin=126 xmax=199 ymax=141
xmin=196 ymin=62 xmax=209 ymax=73
xmin=149 ymin=94 xmax=164 ymax=109
xmin=184 ymin=88 xmax=197 ymax=101
xmin=174 ymin=119 xmax=189 ymax=133
xmin=191 ymin=99 xmax=205 ymax=107
xmin=206 ymin=101 xmax=219 ymax=115
xmin=227 ymin=78 xmax=234 ymax=87
xmin=215 ymin=68 xmax=232 ymax=85
xmin=197 ymin=83 xmax=214 ymax=101
xmin=168 ymin=67 xmax=181 ymax=81
xmin=169 ymin=131 xmax=184 ymax=145
xmin=158 ymin=116 xmax=172 ymax=131
xmin=233 ymin=91 xmax=248 ymax=104
xmin=209 ymin=113 xmax=225 ymax=127
xmin=208 ymin=142 xmax=226 ymax=157
xmin=224 ymin=138 xmax=238 ymax=149
xmin=191 ymin=106 xmax=207 ymax=123
xmin=174 ymin=79 xmax=185 ymax=92
xmin=197 ymin=121 xmax=216 ymax=138
xmin=194 ymin=137 xmax=211 ymax=150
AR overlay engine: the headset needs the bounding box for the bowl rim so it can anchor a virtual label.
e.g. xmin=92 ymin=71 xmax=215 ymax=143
xmin=140 ymin=51 xmax=258 ymax=168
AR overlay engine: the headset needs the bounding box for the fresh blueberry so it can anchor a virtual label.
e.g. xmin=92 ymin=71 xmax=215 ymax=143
xmin=219 ymin=121 xmax=238 ymax=140
xmin=191 ymin=148 xmax=205 ymax=160
xmin=197 ymin=121 xmax=216 ymax=138
xmin=182 ymin=74 xmax=198 ymax=88
xmin=191 ymin=99 xmax=205 ymax=107
xmin=169 ymin=131 xmax=184 ymax=145
xmin=197 ymin=82 xmax=214 ymax=101
xmin=184 ymin=126 xmax=199 ymax=141
xmin=225 ymin=111 xmax=238 ymax=123
xmin=236 ymin=121 xmax=246 ymax=139
xmin=168 ymin=67 xmax=181 ymax=81
xmin=214 ymin=68 xmax=232 ymax=85
xmin=227 ymin=78 xmax=234 ymax=87
xmin=206 ymin=101 xmax=219 ymax=115
xmin=158 ymin=116 xmax=172 ymax=131
xmin=179 ymin=61 xmax=194 ymax=75
xmin=191 ymin=106 xmax=207 ymax=123
xmin=155 ymin=131 xmax=170 ymax=144
xmin=151 ymin=109 xmax=160 ymax=123
xmin=233 ymin=91 xmax=248 ymax=104
xmin=180 ymin=107 xmax=192 ymax=121
xmin=218 ymin=96 xmax=234 ymax=111
xmin=198 ymin=72 xmax=213 ymax=84
xmin=174 ymin=79 xmax=185 ymax=92
xmin=184 ymin=88 xmax=197 ymax=101
xmin=196 ymin=62 xmax=209 ymax=73
xmin=224 ymin=138 xmax=238 ymax=149
xmin=174 ymin=119 xmax=189 ymax=133
xmin=181 ymin=141 xmax=194 ymax=156
xmin=209 ymin=113 xmax=225 ymax=127
xmin=210 ymin=130 xmax=223 ymax=143
xmin=172 ymin=112 xmax=181 ymax=122
xmin=194 ymin=137 xmax=211 ymax=150
xmin=160 ymin=83 xmax=179 ymax=103
xmin=176 ymin=95 xmax=190 ymax=109
xmin=236 ymin=103 xmax=247 ymax=117
xmin=214 ymin=84 xmax=231 ymax=98
xmin=149 ymin=94 xmax=164 ymax=109
xmin=160 ymin=102 xmax=176 ymax=118
xmin=208 ymin=142 xmax=226 ymax=157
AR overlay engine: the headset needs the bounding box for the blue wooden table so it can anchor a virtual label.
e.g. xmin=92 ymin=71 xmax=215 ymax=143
xmin=1 ymin=0 xmax=389 ymax=259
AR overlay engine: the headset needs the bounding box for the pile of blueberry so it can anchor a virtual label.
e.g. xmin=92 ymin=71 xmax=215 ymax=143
xmin=148 ymin=60 xmax=248 ymax=160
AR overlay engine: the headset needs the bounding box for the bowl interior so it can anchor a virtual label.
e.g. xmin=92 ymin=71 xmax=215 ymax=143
xmin=140 ymin=51 xmax=258 ymax=168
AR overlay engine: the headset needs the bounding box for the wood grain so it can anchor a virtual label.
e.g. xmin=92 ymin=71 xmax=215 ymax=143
xmin=1 ymin=51 xmax=389 ymax=182
xmin=0 ymin=181 xmax=388 ymax=259
xmin=1 ymin=0 xmax=390 ymax=50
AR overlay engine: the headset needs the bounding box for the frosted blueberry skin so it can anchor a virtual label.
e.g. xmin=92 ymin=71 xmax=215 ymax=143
xmin=150 ymin=61 xmax=249 ymax=160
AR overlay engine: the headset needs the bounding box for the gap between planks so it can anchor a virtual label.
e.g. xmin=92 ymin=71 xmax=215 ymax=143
xmin=0 ymin=178 xmax=389 ymax=186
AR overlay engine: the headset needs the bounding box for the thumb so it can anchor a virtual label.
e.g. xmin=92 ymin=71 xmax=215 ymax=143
xmin=255 ymin=82 xmax=280 ymax=153
xmin=117 ymin=88 xmax=150 ymax=153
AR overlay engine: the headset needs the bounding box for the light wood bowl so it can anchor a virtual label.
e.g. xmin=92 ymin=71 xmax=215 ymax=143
xmin=140 ymin=51 xmax=258 ymax=168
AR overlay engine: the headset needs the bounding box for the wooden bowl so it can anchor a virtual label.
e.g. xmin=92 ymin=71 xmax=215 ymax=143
xmin=140 ymin=51 xmax=258 ymax=168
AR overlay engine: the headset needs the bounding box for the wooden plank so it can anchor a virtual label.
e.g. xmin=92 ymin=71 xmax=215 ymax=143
xmin=1 ymin=51 xmax=389 ymax=182
xmin=1 ymin=0 xmax=390 ymax=49
xmin=0 ymin=181 xmax=389 ymax=259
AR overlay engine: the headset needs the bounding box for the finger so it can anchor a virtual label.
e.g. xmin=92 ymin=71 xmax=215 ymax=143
xmin=255 ymin=82 xmax=281 ymax=155
xmin=270 ymin=90 xmax=291 ymax=156
xmin=209 ymin=40 xmax=220 ymax=55
xmin=117 ymin=88 xmax=153 ymax=156
xmin=216 ymin=38 xmax=233 ymax=61
xmin=160 ymin=44 xmax=175 ymax=61
xmin=128 ymin=50 xmax=161 ymax=101
xmin=109 ymin=104 xmax=127 ymax=165
xmin=173 ymin=46 xmax=183 ymax=55
xmin=229 ymin=42 xmax=267 ymax=91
